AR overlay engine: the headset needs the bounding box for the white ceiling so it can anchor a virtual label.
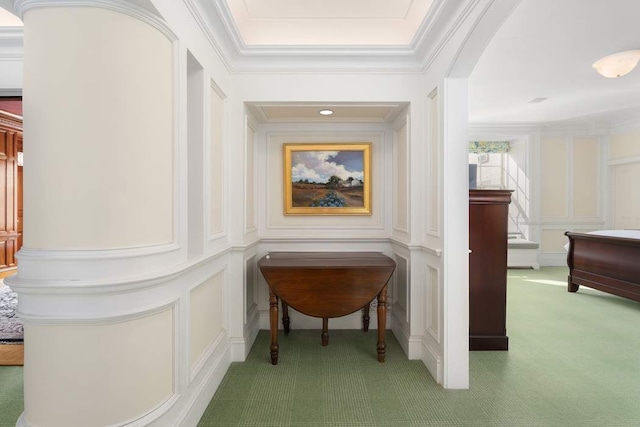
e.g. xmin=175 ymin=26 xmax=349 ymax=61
xmin=225 ymin=0 xmax=640 ymax=125
xmin=0 ymin=6 xmax=22 ymax=26
xmin=3 ymin=1 xmax=640 ymax=126
xmin=224 ymin=0 xmax=434 ymax=46
xmin=469 ymin=0 xmax=640 ymax=125
xmin=246 ymin=103 xmax=408 ymax=124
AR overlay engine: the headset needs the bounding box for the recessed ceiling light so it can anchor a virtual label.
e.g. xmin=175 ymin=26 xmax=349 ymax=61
xmin=319 ymin=109 xmax=334 ymax=116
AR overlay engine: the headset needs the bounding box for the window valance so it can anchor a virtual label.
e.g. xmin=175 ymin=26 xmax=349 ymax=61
xmin=469 ymin=141 xmax=510 ymax=153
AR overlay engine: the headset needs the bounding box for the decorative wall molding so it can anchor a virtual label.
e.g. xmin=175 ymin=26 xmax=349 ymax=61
xmin=16 ymin=298 xmax=179 ymax=325
xmin=244 ymin=114 xmax=258 ymax=234
xmin=244 ymin=254 xmax=258 ymax=325
xmin=425 ymin=265 xmax=441 ymax=343
xmin=259 ymin=237 xmax=391 ymax=245
xmin=609 ymin=155 xmax=640 ymax=166
xmin=529 ymin=218 xmax=605 ymax=227
xmin=13 ymin=0 xmax=177 ymax=41
xmin=5 ymin=244 xmax=232 ymax=295
xmin=426 ymin=87 xmax=441 ymax=239
xmin=393 ymin=114 xmax=410 ymax=233
xmin=392 ymin=252 xmax=410 ymax=323
xmin=0 ymin=89 xmax=21 ymax=97
xmin=0 ymin=27 xmax=23 ymax=56
xmin=611 ymin=116 xmax=640 ymax=134
xmin=0 ymin=109 xmax=22 ymax=129
xmin=9 ymin=242 xmax=182 ymax=285
xmin=180 ymin=0 xmax=498 ymax=73
xmin=469 ymin=120 xmax=614 ymax=138
xmin=0 ymin=52 xmax=21 ymax=60
xmin=0 ymin=27 xmax=23 ymax=40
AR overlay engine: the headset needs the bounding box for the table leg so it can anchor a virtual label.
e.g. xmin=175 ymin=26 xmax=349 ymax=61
xmin=269 ymin=289 xmax=279 ymax=365
xmin=321 ymin=317 xmax=329 ymax=346
xmin=362 ymin=302 xmax=370 ymax=332
xmin=376 ymin=286 xmax=387 ymax=363
xmin=282 ymin=301 xmax=290 ymax=334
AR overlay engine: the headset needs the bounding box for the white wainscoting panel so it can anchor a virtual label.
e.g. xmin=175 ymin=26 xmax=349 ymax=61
xmin=426 ymin=265 xmax=441 ymax=343
xmin=189 ymin=270 xmax=226 ymax=371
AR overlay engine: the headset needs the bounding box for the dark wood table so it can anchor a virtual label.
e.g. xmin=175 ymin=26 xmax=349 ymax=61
xmin=258 ymin=252 xmax=396 ymax=365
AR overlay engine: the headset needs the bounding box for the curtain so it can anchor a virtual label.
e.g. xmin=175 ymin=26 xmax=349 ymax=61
xmin=469 ymin=141 xmax=509 ymax=153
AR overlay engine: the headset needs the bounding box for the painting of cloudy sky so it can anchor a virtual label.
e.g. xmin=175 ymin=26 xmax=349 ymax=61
xmin=291 ymin=150 xmax=364 ymax=184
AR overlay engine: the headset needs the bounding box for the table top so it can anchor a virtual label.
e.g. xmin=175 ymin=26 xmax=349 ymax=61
xmin=258 ymin=252 xmax=396 ymax=269
xmin=258 ymin=252 xmax=396 ymax=318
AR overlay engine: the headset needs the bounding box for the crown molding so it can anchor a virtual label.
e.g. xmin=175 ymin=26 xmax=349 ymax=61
xmin=182 ymin=0 xmax=234 ymax=73
xmin=185 ymin=0 xmax=491 ymax=73
xmin=0 ymin=27 xmax=23 ymax=57
xmin=469 ymin=115 xmax=616 ymax=138
xmin=13 ymin=0 xmax=177 ymax=41
xmin=0 ymin=88 xmax=21 ymax=96
xmin=0 ymin=27 xmax=23 ymax=39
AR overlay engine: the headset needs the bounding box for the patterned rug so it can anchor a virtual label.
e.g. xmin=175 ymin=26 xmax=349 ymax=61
xmin=0 ymin=283 xmax=23 ymax=343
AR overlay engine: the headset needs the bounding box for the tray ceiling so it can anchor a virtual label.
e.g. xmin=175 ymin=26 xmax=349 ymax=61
xmin=224 ymin=0 xmax=434 ymax=46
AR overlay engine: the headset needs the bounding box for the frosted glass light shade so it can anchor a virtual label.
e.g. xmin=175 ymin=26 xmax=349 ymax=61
xmin=592 ymin=50 xmax=640 ymax=78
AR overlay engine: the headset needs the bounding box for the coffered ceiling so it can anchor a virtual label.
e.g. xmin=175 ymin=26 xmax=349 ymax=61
xmin=224 ymin=0 xmax=434 ymax=46
xmin=246 ymin=103 xmax=407 ymax=124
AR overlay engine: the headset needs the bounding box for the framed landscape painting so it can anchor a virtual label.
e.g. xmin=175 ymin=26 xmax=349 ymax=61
xmin=284 ymin=143 xmax=371 ymax=215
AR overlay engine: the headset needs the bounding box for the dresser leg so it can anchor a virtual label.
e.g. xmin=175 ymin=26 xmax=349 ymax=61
xmin=321 ymin=317 xmax=329 ymax=346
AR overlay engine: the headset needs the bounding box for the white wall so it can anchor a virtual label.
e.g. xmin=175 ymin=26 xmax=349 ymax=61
xmin=2 ymin=0 xmax=527 ymax=424
xmin=24 ymin=7 xmax=174 ymax=249
xmin=467 ymin=123 xmax=637 ymax=267
xmin=8 ymin=3 xmax=236 ymax=427
xmin=610 ymin=127 xmax=640 ymax=228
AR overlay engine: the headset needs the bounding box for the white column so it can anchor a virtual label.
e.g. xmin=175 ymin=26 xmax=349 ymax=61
xmin=8 ymin=2 xmax=183 ymax=426
xmin=441 ymin=78 xmax=469 ymax=389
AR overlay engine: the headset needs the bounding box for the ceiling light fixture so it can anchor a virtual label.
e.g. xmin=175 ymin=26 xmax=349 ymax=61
xmin=319 ymin=109 xmax=334 ymax=116
xmin=592 ymin=49 xmax=640 ymax=78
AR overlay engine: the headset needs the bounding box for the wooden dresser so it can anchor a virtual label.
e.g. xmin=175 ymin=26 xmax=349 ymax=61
xmin=0 ymin=110 xmax=22 ymax=273
xmin=469 ymin=189 xmax=512 ymax=351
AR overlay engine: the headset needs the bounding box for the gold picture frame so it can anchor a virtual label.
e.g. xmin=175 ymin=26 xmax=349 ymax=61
xmin=284 ymin=143 xmax=372 ymax=215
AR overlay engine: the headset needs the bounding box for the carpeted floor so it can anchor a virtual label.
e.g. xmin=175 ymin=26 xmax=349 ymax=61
xmin=198 ymin=267 xmax=640 ymax=426
xmin=1 ymin=267 xmax=639 ymax=426
xmin=0 ymin=365 xmax=22 ymax=427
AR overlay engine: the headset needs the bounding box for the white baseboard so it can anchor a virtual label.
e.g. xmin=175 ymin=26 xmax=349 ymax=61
xmin=421 ymin=339 xmax=442 ymax=385
xmin=172 ymin=342 xmax=232 ymax=427
xmin=507 ymin=249 xmax=540 ymax=269
xmin=539 ymin=253 xmax=569 ymax=267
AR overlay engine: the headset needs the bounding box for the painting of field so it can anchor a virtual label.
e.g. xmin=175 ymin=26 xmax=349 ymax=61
xmin=291 ymin=183 xmax=364 ymax=208
xmin=284 ymin=143 xmax=371 ymax=215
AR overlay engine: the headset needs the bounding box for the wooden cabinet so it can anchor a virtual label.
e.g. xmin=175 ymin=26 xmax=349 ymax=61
xmin=469 ymin=189 xmax=512 ymax=351
xmin=0 ymin=111 xmax=22 ymax=272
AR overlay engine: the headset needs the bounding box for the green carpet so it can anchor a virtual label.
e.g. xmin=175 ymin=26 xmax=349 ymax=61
xmin=199 ymin=267 xmax=640 ymax=426
xmin=1 ymin=268 xmax=639 ymax=426
xmin=0 ymin=365 xmax=22 ymax=427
